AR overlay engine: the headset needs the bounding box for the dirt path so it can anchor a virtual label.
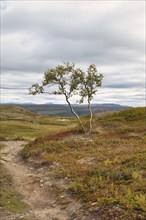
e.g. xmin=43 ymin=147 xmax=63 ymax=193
xmin=0 ymin=141 xmax=75 ymax=220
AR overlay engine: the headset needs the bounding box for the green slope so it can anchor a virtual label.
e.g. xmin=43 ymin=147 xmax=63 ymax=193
xmin=21 ymin=107 xmax=146 ymax=220
xmin=0 ymin=105 xmax=77 ymax=141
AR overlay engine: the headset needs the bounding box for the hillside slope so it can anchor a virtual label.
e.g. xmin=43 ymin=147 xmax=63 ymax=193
xmin=0 ymin=105 xmax=76 ymax=141
xmin=21 ymin=107 xmax=146 ymax=220
xmin=0 ymin=105 xmax=36 ymax=120
xmin=2 ymin=103 xmax=130 ymax=116
xmin=95 ymin=107 xmax=146 ymax=133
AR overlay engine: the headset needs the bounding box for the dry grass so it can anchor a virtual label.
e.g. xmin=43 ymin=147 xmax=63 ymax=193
xmin=0 ymin=107 xmax=77 ymax=141
xmin=21 ymin=107 xmax=146 ymax=219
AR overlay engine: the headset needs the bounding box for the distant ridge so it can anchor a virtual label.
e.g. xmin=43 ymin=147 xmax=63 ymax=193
xmin=1 ymin=103 xmax=131 ymax=117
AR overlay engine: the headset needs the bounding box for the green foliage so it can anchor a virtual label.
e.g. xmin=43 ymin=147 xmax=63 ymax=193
xmin=75 ymin=64 xmax=103 ymax=103
xmin=29 ymin=62 xmax=88 ymax=132
xmin=28 ymin=83 xmax=44 ymax=95
xmin=29 ymin=62 xmax=76 ymax=98
xmin=29 ymin=62 xmax=103 ymax=133
xmin=72 ymin=64 xmax=103 ymax=132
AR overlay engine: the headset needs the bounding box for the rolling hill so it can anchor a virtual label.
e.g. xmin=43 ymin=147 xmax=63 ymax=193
xmin=0 ymin=105 xmax=145 ymax=219
xmin=1 ymin=103 xmax=130 ymax=116
xmin=21 ymin=107 xmax=146 ymax=220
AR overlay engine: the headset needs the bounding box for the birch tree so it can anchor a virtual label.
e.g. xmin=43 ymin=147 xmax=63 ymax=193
xmin=74 ymin=64 xmax=103 ymax=133
xmin=29 ymin=63 xmax=103 ymax=133
xmin=29 ymin=62 xmax=86 ymax=133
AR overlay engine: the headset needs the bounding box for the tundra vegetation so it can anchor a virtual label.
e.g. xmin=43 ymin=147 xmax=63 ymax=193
xmin=29 ymin=62 xmax=103 ymax=133
xmin=0 ymin=144 xmax=29 ymax=215
xmin=21 ymin=107 xmax=145 ymax=219
xmin=0 ymin=106 xmax=146 ymax=219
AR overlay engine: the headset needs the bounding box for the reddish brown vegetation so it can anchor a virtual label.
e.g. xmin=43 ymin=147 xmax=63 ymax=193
xmin=100 ymin=131 xmax=143 ymax=140
xmin=35 ymin=129 xmax=79 ymax=144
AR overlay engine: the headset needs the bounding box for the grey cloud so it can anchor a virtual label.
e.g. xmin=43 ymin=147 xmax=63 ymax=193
xmin=2 ymin=3 xmax=145 ymax=72
xmin=103 ymin=82 xmax=145 ymax=89
xmin=1 ymin=0 xmax=145 ymax=106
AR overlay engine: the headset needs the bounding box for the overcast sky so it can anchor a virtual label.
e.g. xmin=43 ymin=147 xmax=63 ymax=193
xmin=1 ymin=0 xmax=145 ymax=106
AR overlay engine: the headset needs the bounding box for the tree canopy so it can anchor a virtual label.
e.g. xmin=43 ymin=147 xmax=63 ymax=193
xmin=29 ymin=62 xmax=103 ymax=133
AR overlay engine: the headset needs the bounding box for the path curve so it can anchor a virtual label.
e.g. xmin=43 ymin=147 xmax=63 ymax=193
xmin=0 ymin=141 xmax=71 ymax=220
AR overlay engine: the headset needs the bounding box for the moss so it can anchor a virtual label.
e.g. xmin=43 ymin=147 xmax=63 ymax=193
xmin=0 ymin=165 xmax=29 ymax=213
xmin=0 ymin=188 xmax=28 ymax=212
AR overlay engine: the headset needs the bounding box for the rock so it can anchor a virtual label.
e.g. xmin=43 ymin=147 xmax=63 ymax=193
xmin=50 ymin=203 xmax=56 ymax=208
xmin=60 ymin=195 xmax=65 ymax=198
xmin=91 ymin=202 xmax=97 ymax=206
xmin=40 ymin=179 xmax=44 ymax=183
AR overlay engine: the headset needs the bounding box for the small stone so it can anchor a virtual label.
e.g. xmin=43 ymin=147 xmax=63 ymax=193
xmin=40 ymin=184 xmax=44 ymax=187
xmin=40 ymin=179 xmax=44 ymax=183
xmin=60 ymin=195 xmax=65 ymax=198
xmin=50 ymin=203 xmax=56 ymax=208
xmin=91 ymin=202 xmax=97 ymax=206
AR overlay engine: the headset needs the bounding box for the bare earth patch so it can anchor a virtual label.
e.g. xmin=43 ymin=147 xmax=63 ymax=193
xmin=0 ymin=141 xmax=70 ymax=220
xmin=0 ymin=141 xmax=98 ymax=220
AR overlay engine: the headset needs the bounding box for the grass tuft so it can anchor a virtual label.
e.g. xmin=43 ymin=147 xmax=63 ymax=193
xmin=0 ymin=164 xmax=29 ymax=213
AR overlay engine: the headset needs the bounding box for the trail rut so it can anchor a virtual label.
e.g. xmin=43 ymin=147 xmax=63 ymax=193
xmin=0 ymin=141 xmax=73 ymax=220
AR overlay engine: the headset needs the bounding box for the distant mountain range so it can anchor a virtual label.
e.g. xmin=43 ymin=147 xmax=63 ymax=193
xmin=1 ymin=103 xmax=131 ymax=117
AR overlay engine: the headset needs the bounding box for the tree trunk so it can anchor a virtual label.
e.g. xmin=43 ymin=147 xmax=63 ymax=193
xmin=65 ymin=96 xmax=86 ymax=133
xmin=88 ymin=99 xmax=93 ymax=133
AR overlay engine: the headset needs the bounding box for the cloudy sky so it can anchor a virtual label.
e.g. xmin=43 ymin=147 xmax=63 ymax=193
xmin=1 ymin=0 xmax=145 ymax=106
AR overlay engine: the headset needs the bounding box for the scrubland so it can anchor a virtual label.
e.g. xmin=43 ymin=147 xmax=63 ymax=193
xmin=0 ymin=106 xmax=146 ymax=219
